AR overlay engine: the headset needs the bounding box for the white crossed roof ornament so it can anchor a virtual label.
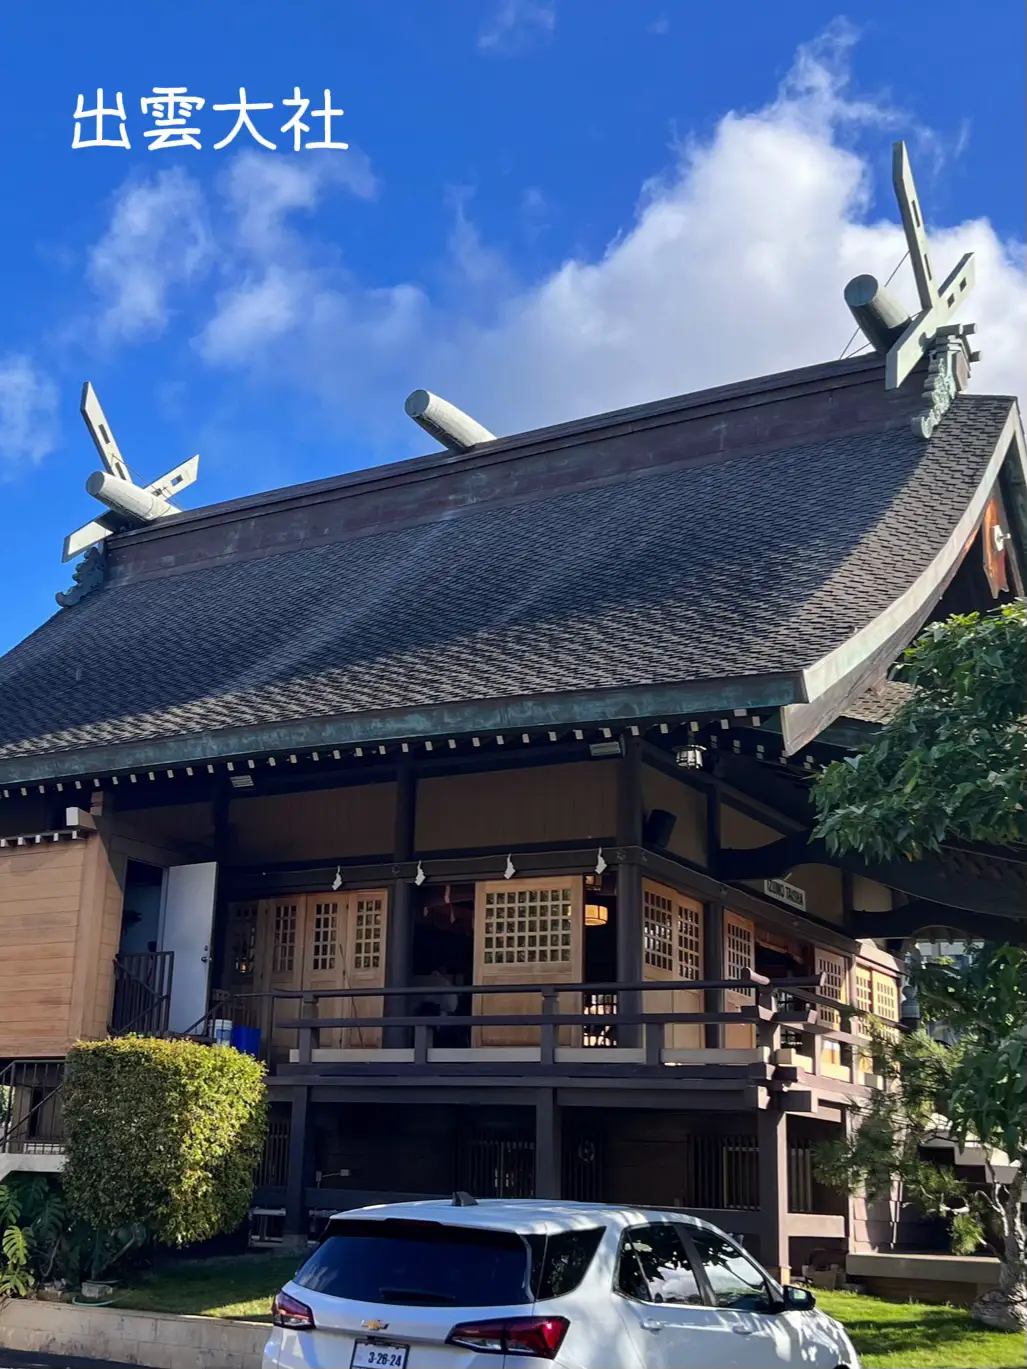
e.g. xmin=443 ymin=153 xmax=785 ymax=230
xmin=62 ymin=382 xmax=200 ymax=562
xmin=845 ymin=140 xmax=978 ymax=391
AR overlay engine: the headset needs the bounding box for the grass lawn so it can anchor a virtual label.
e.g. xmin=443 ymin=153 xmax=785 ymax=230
xmin=112 ymin=1256 xmax=1027 ymax=1368
xmin=816 ymin=1290 xmax=1026 ymax=1369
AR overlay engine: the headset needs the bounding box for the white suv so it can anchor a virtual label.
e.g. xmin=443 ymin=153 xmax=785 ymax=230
xmin=263 ymin=1197 xmax=861 ymax=1368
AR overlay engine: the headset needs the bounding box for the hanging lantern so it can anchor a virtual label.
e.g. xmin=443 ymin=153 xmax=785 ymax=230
xmin=584 ymin=902 xmax=609 ymax=928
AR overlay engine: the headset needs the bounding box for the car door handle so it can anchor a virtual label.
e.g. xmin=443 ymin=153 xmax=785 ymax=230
xmin=731 ymin=1324 xmax=755 ymax=1335
xmin=639 ymin=1319 xmax=664 ymax=1332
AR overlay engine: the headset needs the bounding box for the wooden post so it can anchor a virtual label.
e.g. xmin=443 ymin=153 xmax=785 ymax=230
xmin=534 ymin=1088 xmax=562 ymax=1199
xmin=757 ymin=1106 xmax=790 ymax=1283
xmin=703 ymin=901 xmax=725 ymax=1049
xmin=297 ymin=994 xmax=317 ymax=1065
xmin=284 ymin=1085 xmax=310 ymax=1239
xmin=385 ymin=766 xmax=416 ymax=1048
xmin=616 ymin=737 xmax=643 ymax=1047
xmin=705 ymin=784 xmax=721 ymax=879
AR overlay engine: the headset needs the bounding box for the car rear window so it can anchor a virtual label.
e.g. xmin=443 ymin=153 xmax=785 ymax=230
xmin=526 ymin=1227 xmax=605 ymax=1300
xmin=295 ymin=1219 xmax=534 ymax=1307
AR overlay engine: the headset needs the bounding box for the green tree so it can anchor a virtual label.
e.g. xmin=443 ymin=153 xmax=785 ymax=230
xmin=812 ymin=603 xmax=1026 ymax=861
xmin=816 ymin=943 xmax=1027 ymax=1332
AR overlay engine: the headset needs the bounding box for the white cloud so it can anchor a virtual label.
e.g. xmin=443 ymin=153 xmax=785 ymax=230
xmin=478 ymin=0 xmax=556 ymax=53
xmin=84 ymin=25 xmax=1027 ymax=447
xmin=88 ymin=168 xmax=211 ymax=342
xmin=0 ymin=355 xmax=59 ymax=475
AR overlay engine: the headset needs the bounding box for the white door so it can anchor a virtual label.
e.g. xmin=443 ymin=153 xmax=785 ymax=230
xmin=161 ymin=862 xmax=218 ymax=1034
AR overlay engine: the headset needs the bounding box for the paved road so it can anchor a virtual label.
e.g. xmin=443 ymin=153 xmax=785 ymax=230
xmin=0 ymin=1352 xmax=137 ymax=1369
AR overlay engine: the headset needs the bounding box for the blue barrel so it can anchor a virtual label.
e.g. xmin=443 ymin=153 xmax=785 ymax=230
xmin=231 ymin=1025 xmax=261 ymax=1057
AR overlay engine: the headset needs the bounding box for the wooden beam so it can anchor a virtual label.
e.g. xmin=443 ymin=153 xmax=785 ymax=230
xmin=616 ymin=738 xmax=644 ymax=1047
xmin=703 ymin=901 xmax=725 ymax=1050
xmin=283 ymin=1086 xmax=310 ymax=1237
xmin=757 ymin=1107 xmax=790 ymax=1281
xmin=385 ymin=766 xmax=417 ymax=1046
xmin=534 ymin=1088 xmax=562 ymax=1199
xmin=851 ymin=904 xmax=1026 ymax=944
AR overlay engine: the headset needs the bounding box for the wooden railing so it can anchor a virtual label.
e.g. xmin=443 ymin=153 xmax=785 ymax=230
xmin=189 ymin=971 xmax=874 ymax=1079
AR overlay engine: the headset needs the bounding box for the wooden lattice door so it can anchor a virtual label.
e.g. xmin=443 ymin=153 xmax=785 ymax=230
xmin=853 ymin=963 xmax=874 ymax=1078
xmin=642 ymin=881 xmax=704 ymax=1050
xmin=220 ymin=901 xmax=258 ymax=1026
xmin=815 ymin=948 xmax=847 ymax=1070
xmin=255 ymin=896 xmax=305 ymax=1055
xmin=723 ymin=911 xmax=756 ymax=1049
xmin=343 ymin=891 xmax=388 ymax=1049
xmin=255 ymin=891 xmax=389 ymax=1053
xmin=473 ymin=877 xmax=583 ymax=1047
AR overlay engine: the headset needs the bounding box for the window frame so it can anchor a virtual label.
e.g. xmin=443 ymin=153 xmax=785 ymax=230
xmin=678 ymin=1224 xmax=782 ymax=1314
xmin=612 ymin=1221 xmax=707 ymax=1308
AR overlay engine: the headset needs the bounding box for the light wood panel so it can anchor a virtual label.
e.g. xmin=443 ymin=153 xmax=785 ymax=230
xmin=0 ymin=833 xmax=122 ymax=1059
xmin=641 ymin=880 xmax=704 ymax=1049
xmin=473 ymin=877 xmax=583 ymax=1046
xmin=815 ymin=947 xmax=848 ymax=1070
xmin=724 ymin=910 xmax=756 ymax=1049
xmin=231 ymin=786 xmax=395 ymax=863
xmin=417 ymin=764 xmax=616 ymax=852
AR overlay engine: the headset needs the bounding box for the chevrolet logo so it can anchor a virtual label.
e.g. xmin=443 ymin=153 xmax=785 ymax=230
xmin=362 ymin=1320 xmax=390 ymax=1331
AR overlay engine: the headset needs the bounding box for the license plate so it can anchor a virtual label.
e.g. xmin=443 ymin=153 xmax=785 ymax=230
xmin=350 ymin=1340 xmax=409 ymax=1369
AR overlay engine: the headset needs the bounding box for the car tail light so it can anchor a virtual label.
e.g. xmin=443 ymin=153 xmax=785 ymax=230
xmin=448 ymin=1316 xmax=570 ymax=1358
xmin=271 ymin=1290 xmax=315 ymax=1330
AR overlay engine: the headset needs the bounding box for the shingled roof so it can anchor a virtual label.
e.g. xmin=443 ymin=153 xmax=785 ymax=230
xmin=0 ymin=354 xmax=1021 ymax=783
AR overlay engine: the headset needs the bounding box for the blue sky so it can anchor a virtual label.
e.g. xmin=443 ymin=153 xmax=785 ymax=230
xmin=1 ymin=0 xmax=1024 ymax=651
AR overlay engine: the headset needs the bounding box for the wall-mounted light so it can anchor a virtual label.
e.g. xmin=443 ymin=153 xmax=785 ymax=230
xmin=230 ymin=774 xmax=255 ymax=789
xmin=589 ymin=739 xmax=623 ymax=758
xmin=585 ymin=903 xmax=609 ymax=928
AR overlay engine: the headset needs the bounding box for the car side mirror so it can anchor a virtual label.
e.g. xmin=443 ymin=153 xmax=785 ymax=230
xmin=780 ymin=1285 xmax=816 ymax=1312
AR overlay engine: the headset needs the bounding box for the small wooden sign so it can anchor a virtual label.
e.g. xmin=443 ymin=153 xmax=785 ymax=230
xmin=764 ymin=877 xmax=807 ymax=913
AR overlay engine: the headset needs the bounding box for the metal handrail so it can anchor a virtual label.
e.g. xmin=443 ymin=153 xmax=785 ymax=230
xmin=0 ymin=1060 xmax=66 ymax=1154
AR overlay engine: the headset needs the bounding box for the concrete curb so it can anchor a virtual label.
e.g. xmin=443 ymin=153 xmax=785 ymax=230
xmin=0 ymin=1300 xmax=268 ymax=1369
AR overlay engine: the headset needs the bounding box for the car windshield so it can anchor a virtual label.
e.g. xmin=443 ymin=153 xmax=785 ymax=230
xmin=294 ymin=1219 xmax=534 ymax=1307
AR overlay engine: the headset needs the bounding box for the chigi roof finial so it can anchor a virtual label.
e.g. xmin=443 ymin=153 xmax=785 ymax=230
xmin=61 ymin=383 xmax=200 ymax=566
xmin=844 ymin=141 xmax=980 ymax=438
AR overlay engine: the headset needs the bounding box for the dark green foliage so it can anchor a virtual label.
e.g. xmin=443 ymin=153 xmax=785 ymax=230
xmin=62 ymin=1037 xmax=266 ymax=1250
xmin=813 ymin=603 xmax=1026 ymax=860
xmin=0 ymin=1173 xmax=73 ymax=1295
xmin=815 ymin=944 xmax=1027 ymax=1331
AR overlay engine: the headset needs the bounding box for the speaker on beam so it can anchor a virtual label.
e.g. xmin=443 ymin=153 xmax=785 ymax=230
xmin=643 ymin=808 xmax=677 ymax=849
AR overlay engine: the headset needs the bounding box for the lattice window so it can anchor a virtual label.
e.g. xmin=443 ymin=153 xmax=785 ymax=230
xmin=482 ymin=886 xmax=573 ymax=965
xmin=677 ymin=901 xmax=702 ymax=980
xmin=272 ymin=903 xmax=298 ymax=974
xmin=353 ymin=896 xmax=384 ymax=971
xmin=854 ymin=966 xmax=873 ymax=1037
xmin=816 ymin=950 xmax=846 ymax=1031
xmin=725 ymin=915 xmax=755 ymax=996
xmin=230 ymin=903 xmax=257 ymax=978
xmin=583 ymin=992 xmax=617 ymax=1048
xmin=311 ymin=901 xmax=338 ymax=972
xmin=643 ymin=887 xmax=675 ymax=971
xmin=872 ymin=973 xmax=899 ymax=1023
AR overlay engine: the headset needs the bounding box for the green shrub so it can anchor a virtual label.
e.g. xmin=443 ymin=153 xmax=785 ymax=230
xmin=62 ymin=1038 xmax=266 ymax=1249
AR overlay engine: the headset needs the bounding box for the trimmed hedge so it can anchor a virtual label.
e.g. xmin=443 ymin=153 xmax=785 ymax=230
xmin=62 ymin=1038 xmax=267 ymax=1248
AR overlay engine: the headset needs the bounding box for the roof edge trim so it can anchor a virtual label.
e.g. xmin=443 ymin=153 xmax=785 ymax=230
xmin=0 ymin=673 xmax=804 ymax=788
xmin=790 ymin=401 xmax=1022 ymax=724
